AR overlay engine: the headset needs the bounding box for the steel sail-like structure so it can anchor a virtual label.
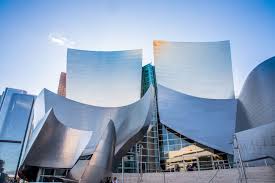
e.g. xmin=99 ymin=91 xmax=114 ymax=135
xmin=154 ymin=40 xmax=237 ymax=156
xmin=18 ymin=48 xmax=155 ymax=182
xmin=235 ymin=56 xmax=275 ymax=165
xmin=1 ymin=42 xmax=272 ymax=182
xmin=19 ymin=86 xmax=155 ymax=182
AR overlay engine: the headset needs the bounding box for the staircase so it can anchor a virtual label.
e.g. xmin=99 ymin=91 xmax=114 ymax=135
xmin=112 ymin=135 xmax=275 ymax=183
xmin=113 ymin=166 xmax=275 ymax=183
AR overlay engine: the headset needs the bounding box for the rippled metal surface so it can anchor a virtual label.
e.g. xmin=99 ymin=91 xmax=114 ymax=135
xmin=236 ymin=57 xmax=275 ymax=132
xmin=157 ymin=84 xmax=237 ymax=154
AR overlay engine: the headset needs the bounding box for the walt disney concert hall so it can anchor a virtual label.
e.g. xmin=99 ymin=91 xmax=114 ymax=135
xmin=0 ymin=40 xmax=274 ymax=182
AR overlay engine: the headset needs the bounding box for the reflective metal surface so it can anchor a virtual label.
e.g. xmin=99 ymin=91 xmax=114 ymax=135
xmin=157 ymin=84 xmax=237 ymax=154
xmin=236 ymin=56 xmax=275 ymax=132
xmin=22 ymin=109 xmax=93 ymax=168
xmin=67 ymin=48 xmax=142 ymax=107
xmin=154 ymin=40 xmax=235 ymax=99
xmin=72 ymin=120 xmax=116 ymax=183
xmin=20 ymin=85 xmax=154 ymax=181
xmin=235 ymin=121 xmax=275 ymax=165
xmin=154 ymin=40 xmax=237 ymax=157
xmin=234 ymin=57 xmax=275 ymax=165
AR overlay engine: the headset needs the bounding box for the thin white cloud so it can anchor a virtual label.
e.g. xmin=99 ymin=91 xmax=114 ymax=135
xmin=48 ymin=33 xmax=75 ymax=48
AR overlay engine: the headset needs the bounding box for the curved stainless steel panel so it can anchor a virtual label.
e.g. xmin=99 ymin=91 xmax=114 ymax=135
xmin=78 ymin=120 xmax=116 ymax=183
xmin=236 ymin=57 xmax=275 ymax=132
xmin=235 ymin=121 xmax=275 ymax=165
xmin=67 ymin=48 xmax=142 ymax=107
xmin=154 ymin=40 xmax=235 ymax=99
xmin=158 ymin=84 xmax=237 ymax=154
xmin=22 ymin=109 xmax=93 ymax=168
xmin=20 ymin=85 xmax=154 ymax=174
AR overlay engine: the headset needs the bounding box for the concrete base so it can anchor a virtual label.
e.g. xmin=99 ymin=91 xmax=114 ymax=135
xmin=113 ymin=166 xmax=275 ymax=183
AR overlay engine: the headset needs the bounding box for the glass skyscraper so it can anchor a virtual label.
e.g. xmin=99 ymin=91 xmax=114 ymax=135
xmin=0 ymin=88 xmax=34 ymax=177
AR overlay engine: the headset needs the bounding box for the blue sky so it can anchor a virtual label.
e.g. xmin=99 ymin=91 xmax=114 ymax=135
xmin=0 ymin=0 xmax=274 ymax=95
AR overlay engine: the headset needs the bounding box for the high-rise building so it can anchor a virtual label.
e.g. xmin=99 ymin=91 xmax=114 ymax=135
xmin=0 ymin=88 xmax=34 ymax=177
xmin=141 ymin=63 xmax=157 ymax=96
xmin=57 ymin=72 xmax=66 ymax=97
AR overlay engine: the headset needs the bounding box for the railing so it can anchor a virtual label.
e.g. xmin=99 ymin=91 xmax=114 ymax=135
xmin=113 ymin=156 xmax=275 ymax=183
xmin=233 ymin=135 xmax=275 ymax=183
xmin=234 ymin=134 xmax=248 ymax=183
xmin=116 ymin=134 xmax=275 ymax=183
xmin=132 ymin=161 xmax=235 ymax=183
xmin=243 ymin=155 xmax=275 ymax=164
xmin=127 ymin=157 xmax=274 ymax=183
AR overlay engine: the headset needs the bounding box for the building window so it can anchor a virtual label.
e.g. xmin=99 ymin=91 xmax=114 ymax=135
xmin=37 ymin=168 xmax=69 ymax=182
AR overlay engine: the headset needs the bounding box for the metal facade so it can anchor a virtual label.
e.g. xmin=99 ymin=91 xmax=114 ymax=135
xmin=66 ymin=49 xmax=142 ymax=107
xmin=235 ymin=57 xmax=275 ymax=164
xmin=154 ymin=40 xmax=237 ymax=156
xmin=20 ymin=86 xmax=155 ymax=181
xmin=236 ymin=57 xmax=275 ymax=132
xmin=157 ymin=84 xmax=237 ymax=154
xmin=1 ymin=42 xmax=274 ymax=181
xmin=235 ymin=121 xmax=275 ymax=165
xmin=154 ymin=40 xmax=235 ymax=99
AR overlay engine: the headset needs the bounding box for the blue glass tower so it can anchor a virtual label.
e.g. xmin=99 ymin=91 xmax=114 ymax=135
xmin=0 ymin=88 xmax=34 ymax=177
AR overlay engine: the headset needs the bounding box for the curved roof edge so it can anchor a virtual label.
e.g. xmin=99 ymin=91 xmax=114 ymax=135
xmin=67 ymin=48 xmax=142 ymax=54
xmin=157 ymin=84 xmax=236 ymax=154
xmin=239 ymin=56 xmax=275 ymax=95
xmin=236 ymin=56 xmax=275 ymax=132
xmin=40 ymin=84 xmax=154 ymax=109
xmin=153 ymin=40 xmax=230 ymax=45
xmin=157 ymin=84 xmax=235 ymax=101
xmin=22 ymin=109 xmax=93 ymax=168
xmin=25 ymin=85 xmax=154 ymax=162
